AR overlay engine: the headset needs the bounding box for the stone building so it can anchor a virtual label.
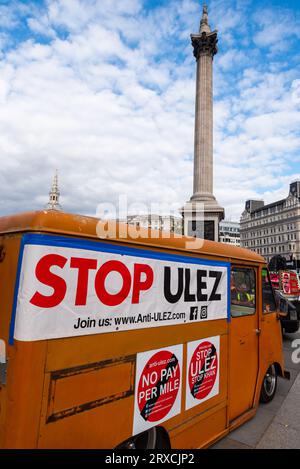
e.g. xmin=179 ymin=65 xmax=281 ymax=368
xmin=219 ymin=221 xmax=240 ymax=246
xmin=240 ymin=181 xmax=300 ymax=266
xmin=126 ymin=214 xmax=183 ymax=235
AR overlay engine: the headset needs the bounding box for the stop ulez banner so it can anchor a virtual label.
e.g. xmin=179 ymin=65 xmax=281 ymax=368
xmin=11 ymin=234 xmax=229 ymax=342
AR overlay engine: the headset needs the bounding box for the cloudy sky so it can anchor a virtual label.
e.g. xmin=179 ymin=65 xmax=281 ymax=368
xmin=0 ymin=0 xmax=300 ymax=220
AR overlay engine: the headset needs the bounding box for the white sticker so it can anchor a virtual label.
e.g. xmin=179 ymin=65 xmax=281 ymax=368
xmin=133 ymin=344 xmax=183 ymax=436
xmin=186 ymin=336 xmax=220 ymax=410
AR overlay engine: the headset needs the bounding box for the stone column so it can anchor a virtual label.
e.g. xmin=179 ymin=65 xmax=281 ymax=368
xmin=191 ymin=28 xmax=217 ymax=200
xmin=181 ymin=5 xmax=224 ymax=242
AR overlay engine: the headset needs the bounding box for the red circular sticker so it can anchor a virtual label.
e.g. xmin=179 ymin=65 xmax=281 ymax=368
xmin=188 ymin=341 xmax=218 ymax=400
xmin=137 ymin=350 xmax=180 ymax=422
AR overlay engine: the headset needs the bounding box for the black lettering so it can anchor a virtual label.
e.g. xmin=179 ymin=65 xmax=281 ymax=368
xmin=184 ymin=269 xmax=196 ymax=302
xmin=98 ymin=318 xmax=111 ymax=327
xmin=164 ymin=267 xmax=183 ymax=303
xmin=74 ymin=317 xmax=80 ymax=329
xmin=209 ymin=271 xmax=222 ymax=301
xmin=197 ymin=270 xmax=208 ymax=301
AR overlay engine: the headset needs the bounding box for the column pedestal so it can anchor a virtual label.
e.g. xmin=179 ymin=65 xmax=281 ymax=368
xmin=182 ymin=199 xmax=224 ymax=242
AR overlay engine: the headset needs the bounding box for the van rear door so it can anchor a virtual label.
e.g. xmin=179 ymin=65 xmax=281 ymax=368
xmin=229 ymin=266 xmax=259 ymax=421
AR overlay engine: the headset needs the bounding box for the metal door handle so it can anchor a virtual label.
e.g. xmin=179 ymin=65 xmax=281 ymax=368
xmin=255 ymin=329 xmax=261 ymax=336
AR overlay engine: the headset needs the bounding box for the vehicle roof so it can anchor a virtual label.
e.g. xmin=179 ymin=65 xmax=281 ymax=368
xmin=0 ymin=211 xmax=266 ymax=264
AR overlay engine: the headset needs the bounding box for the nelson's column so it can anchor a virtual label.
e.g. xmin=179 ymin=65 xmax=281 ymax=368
xmin=182 ymin=4 xmax=224 ymax=241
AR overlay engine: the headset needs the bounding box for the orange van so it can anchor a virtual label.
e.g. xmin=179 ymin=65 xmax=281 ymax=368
xmin=0 ymin=211 xmax=288 ymax=448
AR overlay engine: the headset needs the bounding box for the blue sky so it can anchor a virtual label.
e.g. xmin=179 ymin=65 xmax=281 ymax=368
xmin=0 ymin=0 xmax=300 ymax=220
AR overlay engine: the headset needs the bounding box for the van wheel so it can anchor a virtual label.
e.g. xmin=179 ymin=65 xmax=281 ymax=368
xmin=115 ymin=427 xmax=171 ymax=449
xmin=260 ymin=364 xmax=277 ymax=403
xmin=283 ymin=322 xmax=299 ymax=334
xmin=116 ymin=427 xmax=157 ymax=449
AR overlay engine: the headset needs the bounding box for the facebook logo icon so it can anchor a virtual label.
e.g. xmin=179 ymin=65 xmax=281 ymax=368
xmin=190 ymin=307 xmax=198 ymax=321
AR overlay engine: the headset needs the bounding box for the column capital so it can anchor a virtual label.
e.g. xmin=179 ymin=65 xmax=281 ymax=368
xmin=191 ymin=31 xmax=218 ymax=59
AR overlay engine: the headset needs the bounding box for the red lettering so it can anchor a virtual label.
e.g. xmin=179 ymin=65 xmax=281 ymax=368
xmin=30 ymin=254 xmax=67 ymax=308
xmin=95 ymin=260 xmax=131 ymax=306
xmin=132 ymin=264 xmax=154 ymax=303
xmin=70 ymin=257 xmax=97 ymax=306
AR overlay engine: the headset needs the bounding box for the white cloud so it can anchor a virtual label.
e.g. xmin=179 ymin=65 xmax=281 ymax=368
xmin=253 ymin=6 xmax=300 ymax=56
xmin=0 ymin=0 xmax=300 ymax=225
xmin=0 ymin=4 xmax=19 ymax=29
xmin=218 ymin=49 xmax=248 ymax=71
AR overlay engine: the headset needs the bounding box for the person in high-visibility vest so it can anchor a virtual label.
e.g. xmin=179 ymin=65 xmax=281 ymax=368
xmin=236 ymin=283 xmax=255 ymax=306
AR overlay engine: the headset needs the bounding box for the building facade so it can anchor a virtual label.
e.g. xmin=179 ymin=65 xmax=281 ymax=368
xmin=219 ymin=221 xmax=240 ymax=246
xmin=240 ymin=181 xmax=300 ymax=266
xmin=126 ymin=214 xmax=183 ymax=235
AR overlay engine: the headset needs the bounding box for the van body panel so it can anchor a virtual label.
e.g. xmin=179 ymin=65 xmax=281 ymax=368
xmin=229 ymin=314 xmax=259 ymax=421
xmin=0 ymin=211 xmax=286 ymax=449
xmin=0 ymin=211 xmax=264 ymax=263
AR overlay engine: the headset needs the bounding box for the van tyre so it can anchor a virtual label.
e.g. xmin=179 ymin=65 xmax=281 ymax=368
xmin=283 ymin=321 xmax=299 ymax=334
xmin=115 ymin=427 xmax=170 ymax=450
xmin=260 ymin=364 xmax=277 ymax=403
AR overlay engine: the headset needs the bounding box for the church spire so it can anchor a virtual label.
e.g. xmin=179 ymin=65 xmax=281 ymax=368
xmin=199 ymin=3 xmax=211 ymax=33
xmin=46 ymin=170 xmax=62 ymax=211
